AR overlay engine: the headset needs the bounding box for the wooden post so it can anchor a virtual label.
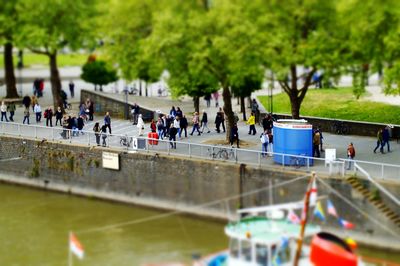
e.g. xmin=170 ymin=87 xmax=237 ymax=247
xmin=293 ymin=172 xmax=316 ymax=266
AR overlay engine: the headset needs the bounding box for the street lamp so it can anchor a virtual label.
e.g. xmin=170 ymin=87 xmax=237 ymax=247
xmin=123 ymin=85 xmax=129 ymax=120
xmin=269 ymin=71 xmax=274 ymax=114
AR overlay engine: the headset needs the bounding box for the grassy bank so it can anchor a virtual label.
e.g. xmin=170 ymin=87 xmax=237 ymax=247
xmin=0 ymin=53 xmax=88 ymax=68
xmin=258 ymin=87 xmax=400 ymax=124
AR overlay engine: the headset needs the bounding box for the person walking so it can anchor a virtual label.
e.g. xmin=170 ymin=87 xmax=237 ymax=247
xmin=200 ymin=110 xmax=211 ymax=133
xmin=0 ymin=101 xmax=8 ymax=122
xmin=346 ymin=142 xmax=356 ymax=170
xmin=44 ymin=106 xmax=53 ymax=127
xmin=101 ymin=124 xmax=107 ymax=147
xmin=157 ymin=117 xmax=164 ymax=139
xmin=230 ymin=123 xmax=240 ymax=148
xmin=260 ymin=130 xmax=269 ymax=157
xmin=137 ymin=114 xmax=145 ymax=136
xmin=251 ymin=98 xmax=260 ymax=125
xmin=131 ymin=103 xmax=140 ymax=125
xmin=7 ymin=102 xmax=16 ymax=122
xmin=213 ymin=91 xmax=219 ymax=107
xmin=190 ymin=112 xmax=201 ymax=136
xmin=93 ymin=122 xmax=101 ymax=146
xmin=173 ymin=116 xmax=180 ymax=139
xmin=373 ymin=128 xmax=384 ymax=154
xmin=169 ymin=123 xmax=177 ymax=149
xmin=55 ymin=106 xmax=63 ymax=126
xmin=23 ymin=107 xmax=30 ymax=124
xmin=179 ymin=115 xmax=188 ymax=138
xmin=33 ymin=102 xmax=42 ymax=123
xmin=87 ymin=99 xmax=94 ymax=121
xmin=247 ymin=112 xmax=257 ymax=135
xmin=218 ymin=107 xmax=226 ymax=133
xmin=69 ymin=81 xmax=75 ymax=98
xmin=381 ymin=126 xmax=391 ymax=153
xmin=77 ymin=116 xmax=84 ymax=134
xmin=313 ymin=130 xmax=321 ymax=158
xmin=104 ymin=112 xmax=112 ymax=134
xmin=22 ymin=95 xmax=31 ymax=109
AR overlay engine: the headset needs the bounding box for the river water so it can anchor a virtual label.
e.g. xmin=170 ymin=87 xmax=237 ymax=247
xmin=1 ymin=183 xmax=399 ymax=266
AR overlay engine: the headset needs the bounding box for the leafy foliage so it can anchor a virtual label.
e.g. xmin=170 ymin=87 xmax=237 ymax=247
xmin=81 ymin=60 xmax=118 ymax=88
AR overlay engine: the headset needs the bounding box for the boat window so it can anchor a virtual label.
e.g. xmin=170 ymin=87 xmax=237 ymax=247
xmin=229 ymin=238 xmax=239 ymax=258
xmin=255 ymin=244 xmax=268 ymax=266
xmin=271 ymin=242 xmax=291 ymax=264
xmin=241 ymin=240 xmax=252 ymax=262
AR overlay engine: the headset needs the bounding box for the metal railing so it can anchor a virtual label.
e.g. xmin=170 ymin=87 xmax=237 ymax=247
xmin=1 ymin=122 xmax=399 ymax=180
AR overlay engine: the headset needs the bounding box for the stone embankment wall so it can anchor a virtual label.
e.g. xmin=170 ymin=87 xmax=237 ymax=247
xmin=1 ymin=135 xmax=400 ymax=249
xmin=81 ymin=89 xmax=156 ymax=121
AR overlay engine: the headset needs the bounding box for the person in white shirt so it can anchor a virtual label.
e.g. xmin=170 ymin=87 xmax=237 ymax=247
xmin=137 ymin=114 xmax=145 ymax=136
xmin=0 ymin=101 xmax=8 ymax=122
xmin=33 ymin=103 xmax=42 ymax=123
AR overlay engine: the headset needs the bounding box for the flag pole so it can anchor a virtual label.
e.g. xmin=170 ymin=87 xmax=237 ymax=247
xmin=293 ymin=172 xmax=316 ymax=266
xmin=68 ymin=231 xmax=73 ymax=266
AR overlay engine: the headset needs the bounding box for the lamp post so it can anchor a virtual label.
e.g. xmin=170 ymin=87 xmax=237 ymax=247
xmin=269 ymin=71 xmax=274 ymax=114
xmin=123 ymin=85 xmax=129 ymax=120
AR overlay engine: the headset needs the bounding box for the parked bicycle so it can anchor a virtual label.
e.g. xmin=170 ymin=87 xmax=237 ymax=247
xmin=331 ymin=120 xmax=349 ymax=135
xmin=207 ymin=146 xmax=236 ymax=160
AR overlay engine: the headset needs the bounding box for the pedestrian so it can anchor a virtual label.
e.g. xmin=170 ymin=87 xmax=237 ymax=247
xmin=61 ymin=115 xmax=69 ymax=139
xmin=373 ymin=128 xmax=384 ymax=154
xmin=69 ymin=81 xmax=75 ymax=98
xmin=169 ymin=123 xmax=177 ymax=149
xmin=200 ymin=110 xmax=211 ymax=133
xmin=0 ymin=101 xmax=8 ymax=122
xmin=131 ymin=103 xmax=140 ymax=125
xmin=71 ymin=116 xmax=79 ymax=137
xmin=251 ymin=99 xmax=259 ymax=125
xmin=173 ymin=116 xmax=180 ymax=139
xmin=179 ymin=115 xmax=188 ymax=138
xmin=61 ymin=89 xmax=68 ymax=109
xmin=44 ymin=106 xmax=53 ymax=127
xmin=23 ymin=107 xmax=30 ymax=124
xmin=137 ymin=114 xmax=144 ymax=136
xmin=346 ymin=142 xmax=356 ymax=170
xmin=204 ymin=94 xmax=211 ymax=108
xmin=213 ymin=91 xmax=219 ymax=107
xmin=247 ymin=112 xmax=256 ymax=135
xmin=175 ymin=107 xmax=183 ymax=119
xmin=215 ymin=111 xmax=222 ymax=133
xmin=262 ymin=114 xmax=273 ymax=132
xmin=31 ymin=95 xmax=37 ymax=111
xmin=157 ymin=117 xmax=164 ymax=139
xmin=55 ymin=106 xmax=63 ymax=126
xmin=317 ymin=126 xmax=324 ymax=152
xmin=87 ymin=98 xmax=94 ymax=121
xmin=218 ymin=107 xmax=226 ymax=133
xmin=170 ymin=106 xmax=176 ymax=118
xmin=162 ymin=115 xmax=168 ymax=138
xmin=101 ymin=124 xmax=107 ymax=146
xmin=77 ymin=115 xmax=84 ymax=134
xmin=93 ymin=122 xmax=101 ymax=146
xmin=149 ymin=119 xmax=156 ymax=133
xmin=381 ymin=126 xmax=391 ymax=153
xmin=38 ymin=79 xmax=44 ymax=97
xmin=33 ymin=102 xmax=42 ymax=123
xmin=104 ymin=112 xmax=112 ymax=134
xmin=313 ymin=130 xmax=321 ymax=158
xmin=260 ymin=130 xmax=269 ymax=157
xmin=190 ymin=112 xmax=201 ymax=136
xmin=22 ymin=95 xmax=31 ymax=109
xmin=7 ymin=101 xmax=15 ymax=122
xmin=230 ymin=123 xmax=240 ymax=148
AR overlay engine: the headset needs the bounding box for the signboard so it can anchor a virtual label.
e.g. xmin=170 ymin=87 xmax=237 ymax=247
xmin=325 ymin=148 xmax=336 ymax=165
xmin=102 ymin=152 xmax=120 ymax=170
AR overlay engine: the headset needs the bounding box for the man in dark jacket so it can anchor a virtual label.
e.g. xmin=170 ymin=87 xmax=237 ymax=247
xmin=179 ymin=115 xmax=188 ymax=138
xmin=22 ymin=95 xmax=31 ymax=109
xmin=381 ymin=126 xmax=391 ymax=153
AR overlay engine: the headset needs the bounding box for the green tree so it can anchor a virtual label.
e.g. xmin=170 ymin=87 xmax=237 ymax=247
xmin=81 ymin=60 xmax=118 ymax=91
xmin=16 ymin=0 xmax=98 ymax=111
xmin=248 ymin=0 xmax=343 ymax=119
xmin=0 ymin=0 xmax=20 ymax=98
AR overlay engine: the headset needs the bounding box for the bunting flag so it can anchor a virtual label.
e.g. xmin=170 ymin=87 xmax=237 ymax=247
xmin=69 ymin=232 xmax=84 ymax=260
xmin=327 ymin=199 xmax=338 ymax=217
xmin=338 ymin=218 xmax=355 ymax=230
xmin=313 ymin=201 xmax=325 ymax=221
xmin=287 ymin=209 xmax=301 ymax=224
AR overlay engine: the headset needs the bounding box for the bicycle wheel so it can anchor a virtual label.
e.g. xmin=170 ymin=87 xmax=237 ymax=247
xmin=220 ymin=150 xmax=229 ymax=160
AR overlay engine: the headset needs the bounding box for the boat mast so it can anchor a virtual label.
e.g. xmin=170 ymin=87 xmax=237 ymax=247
xmin=293 ymin=172 xmax=316 ymax=266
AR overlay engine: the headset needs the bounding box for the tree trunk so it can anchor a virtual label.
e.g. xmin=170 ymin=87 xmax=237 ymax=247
xmin=222 ymin=85 xmax=234 ymax=142
xmin=240 ymin=96 xmax=246 ymax=121
xmin=49 ymin=52 xmax=64 ymax=112
xmin=139 ymin=80 xmax=142 ymax=96
xmin=4 ymin=42 xmax=19 ymax=98
xmin=193 ymin=96 xmax=200 ymax=113
xmin=290 ymin=95 xmax=301 ymax=119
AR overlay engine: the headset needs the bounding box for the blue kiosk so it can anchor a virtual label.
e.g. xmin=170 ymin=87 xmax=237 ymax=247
xmin=273 ymin=119 xmax=313 ymax=166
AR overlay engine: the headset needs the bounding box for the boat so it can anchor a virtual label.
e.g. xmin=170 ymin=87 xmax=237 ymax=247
xmin=194 ymin=200 xmax=364 ymax=266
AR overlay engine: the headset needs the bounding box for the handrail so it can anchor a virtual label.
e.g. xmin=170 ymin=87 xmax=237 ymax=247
xmin=1 ymin=121 xmax=400 ymax=180
xmin=354 ymin=163 xmax=400 ymax=206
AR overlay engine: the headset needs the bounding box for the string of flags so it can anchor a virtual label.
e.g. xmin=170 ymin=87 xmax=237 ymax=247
xmin=287 ymin=179 xmax=355 ymax=230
